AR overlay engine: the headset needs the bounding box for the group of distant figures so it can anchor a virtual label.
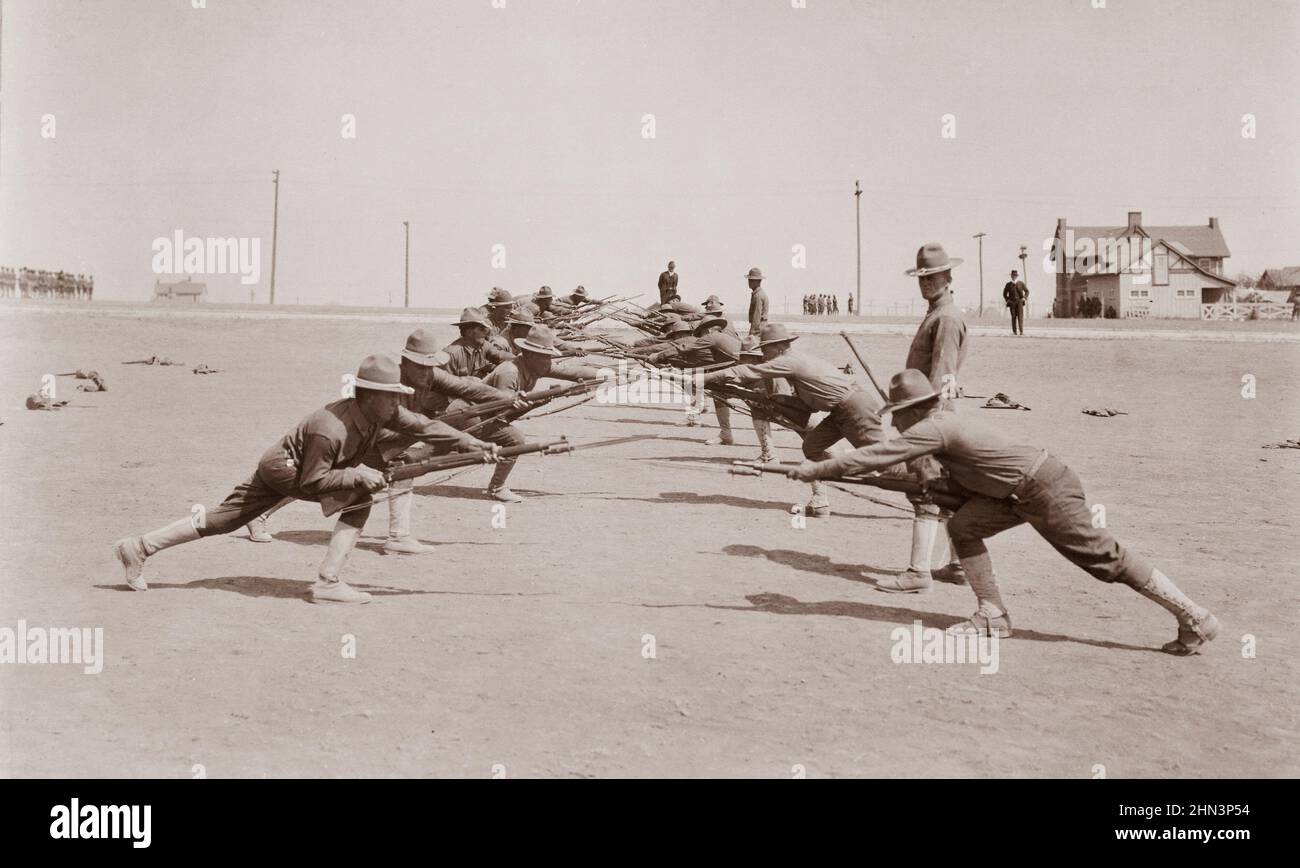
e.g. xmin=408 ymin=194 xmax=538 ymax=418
xmin=803 ymin=293 xmax=850 ymax=316
xmin=0 ymin=267 xmax=95 ymax=300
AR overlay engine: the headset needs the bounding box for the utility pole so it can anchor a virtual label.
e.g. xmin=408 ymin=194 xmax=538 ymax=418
xmin=973 ymin=232 xmax=986 ymax=316
xmin=403 ymin=221 xmax=410 ymax=308
xmin=269 ymin=169 xmax=280 ymax=305
xmin=1019 ymin=245 xmax=1029 ymax=313
xmin=854 ymin=180 xmax=862 ymax=316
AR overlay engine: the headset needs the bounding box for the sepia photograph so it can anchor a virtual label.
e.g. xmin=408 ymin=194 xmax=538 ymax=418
xmin=0 ymin=0 xmax=1296 ymax=836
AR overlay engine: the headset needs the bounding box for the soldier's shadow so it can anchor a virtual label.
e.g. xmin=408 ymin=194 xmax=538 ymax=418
xmin=590 ymin=491 xmax=896 ymax=518
xmin=722 ymin=544 xmax=899 ymax=581
xmin=93 ymin=576 xmax=438 ymax=600
xmin=264 ymin=529 xmax=502 ymax=551
xmin=712 ymin=592 xmax=1155 ymax=652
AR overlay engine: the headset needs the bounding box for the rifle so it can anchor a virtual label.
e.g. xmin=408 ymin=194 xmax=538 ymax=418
xmin=838 ymin=331 xmax=889 ymax=403
xmin=730 ymin=461 xmax=966 ymax=511
xmin=320 ymin=437 xmax=573 ymax=517
xmin=705 ymin=382 xmax=813 ymax=432
xmin=434 ymin=377 xmax=612 ymax=428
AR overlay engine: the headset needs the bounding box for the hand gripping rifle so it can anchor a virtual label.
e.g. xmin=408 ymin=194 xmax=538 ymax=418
xmin=320 ymin=437 xmax=573 ymax=517
xmin=729 ymin=460 xmax=967 ymax=511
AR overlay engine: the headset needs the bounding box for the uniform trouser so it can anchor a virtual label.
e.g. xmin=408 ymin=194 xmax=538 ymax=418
xmin=801 ymin=390 xmax=882 ymax=459
xmin=752 ymin=416 xmax=772 ymax=454
xmin=200 ymin=455 xmax=372 ymax=534
xmin=473 ymin=419 xmax=526 ymax=490
xmin=946 ymin=456 xmax=1152 ymax=585
xmin=1009 ymin=305 xmax=1024 ymax=334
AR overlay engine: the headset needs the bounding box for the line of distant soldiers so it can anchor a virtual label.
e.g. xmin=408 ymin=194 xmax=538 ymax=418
xmin=802 ymin=294 xmax=847 ymax=315
xmin=0 ymin=266 xmax=94 ymax=300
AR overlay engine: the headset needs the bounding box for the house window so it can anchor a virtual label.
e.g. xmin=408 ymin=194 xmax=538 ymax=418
xmin=1197 ymin=258 xmax=1212 ymax=271
xmin=1175 ymin=288 xmax=1196 ymax=298
xmin=1153 ymin=252 xmax=1169 ymax=285
xmin=1130 ymin=288 xmax=1150 ymax=298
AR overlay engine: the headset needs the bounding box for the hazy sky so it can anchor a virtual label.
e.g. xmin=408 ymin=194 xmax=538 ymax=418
xmin=2 ymin=0 xmax=1297 ymax=311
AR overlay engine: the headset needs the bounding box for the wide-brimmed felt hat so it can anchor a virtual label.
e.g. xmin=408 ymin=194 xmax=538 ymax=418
xmin=353 ymin=354 xmax=414 ymax=394
xmin=745 ymin=267 xmax=764 ymax=281
xmin=514 ymin=324 xmax=561 ymax=356
xmin=905 ymin=243 xmax=963 ymax=277
xmin=702 ymin=294 xmax=723 ymax=306
xmin=486 ymin=286 xmax=514 ymax=306
xmin=401 ymin=328 xmax=445 ymax=366
xmin=507 ymin=306 xmax=536 ymax=327
xmin=665 ymin=320 xmax=694 ymax=336
xmin=883 ymin=368 xmax=941 ymax=413
xmin=755 ymin=322 xmax=798 ymax=347
xmin=570 ymin=286 xmax=589 ymax=300
xmin=535 ymin=286 xmax=554 ymax=299
xmin=455 ymin=306 xmax=491 ymax=328
xmin=739 ymin=336 xmax=762 ymax=357
xmin=694 ymin=314 xmax=729 ymax=335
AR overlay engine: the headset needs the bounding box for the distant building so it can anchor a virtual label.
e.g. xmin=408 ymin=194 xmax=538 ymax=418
xmin=1258 ymin=266 xmax=1300 ymax=300
xmin=153 ymin=277 xmax=207 ymax=302
xmin=1051 ymin=212 xmax=1236 ymax=318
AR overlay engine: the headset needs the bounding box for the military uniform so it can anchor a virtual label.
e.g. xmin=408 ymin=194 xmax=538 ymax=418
xmin=906 ymin=292 xmax=968 ymax=405
xmin=658 ymin=268 xmax=679 ymax=304
xmin=807 ymin=385 xmax=1219 ymax=654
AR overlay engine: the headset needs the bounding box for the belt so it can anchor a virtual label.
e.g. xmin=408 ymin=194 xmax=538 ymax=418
xmin=1009 ymin=450 xmax=1050 ymax=500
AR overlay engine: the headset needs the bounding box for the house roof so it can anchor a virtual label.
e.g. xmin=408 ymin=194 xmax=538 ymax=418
xmin=1061 ymin=222 xmax=1231 ymax=258
xmin=1261 ymin=266 xmax=1300 ymax=287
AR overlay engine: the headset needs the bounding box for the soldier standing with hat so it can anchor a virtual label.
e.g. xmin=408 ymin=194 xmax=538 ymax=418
xmin=1003 ymin=270 xmax=1027 ymax=335
xmin=787 ymin=369 xmax=1220 ymax=655
xmin=884 ymin=242 xmax=971 ymax=593
xmin=114 ymin=355 xmax=497 ymax=604
xmin=658 ymin=261 xmax=679 ymax=305
xmin=745 ymin=267 xmax=769 ymax=337
xmin=706 ymin=323 xmax=883 ymax=516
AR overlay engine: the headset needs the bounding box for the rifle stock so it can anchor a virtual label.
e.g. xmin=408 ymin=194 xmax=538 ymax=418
xmin=319 ymin=437 xmax=573 ymax=517
xmin=730 ymin=461 xmax=966 ymax=510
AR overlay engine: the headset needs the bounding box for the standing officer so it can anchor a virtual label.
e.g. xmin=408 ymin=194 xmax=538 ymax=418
xmin=886 ymin=242 xmax=970 ymax=593
xmin=1003 ymin=269 xmax=1027 ymax=335
xmin=745 ymin=267 xmax=769 ymax=337
xmin=706 ymin=323 xmax=882 ymax=516
xmin=658 ymin=261 xmax=679 ymax=305
xmin=788 ymin=370 xmax=1220 ymax=655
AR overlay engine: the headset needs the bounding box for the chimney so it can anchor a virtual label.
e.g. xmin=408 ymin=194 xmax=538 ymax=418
xmin=1056 ymin=217 xmax=1066 ymax=235
xmin=1209 ymin=216 xmax=1219 ymax=230
xmin=1126 ymin=211 xmax=1142 ymax=231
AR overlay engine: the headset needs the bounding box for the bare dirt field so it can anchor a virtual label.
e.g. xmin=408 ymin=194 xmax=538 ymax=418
xmin=2 ymin=307 xmax=1298 ymax=778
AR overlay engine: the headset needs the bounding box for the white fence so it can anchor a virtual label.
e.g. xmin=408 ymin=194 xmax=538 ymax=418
xmin=1201 ymin=302 xmax=1296 ymax=321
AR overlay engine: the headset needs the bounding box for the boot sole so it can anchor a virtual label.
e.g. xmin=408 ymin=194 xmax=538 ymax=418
xmin=875 ymin=584 xmax=932 ymax=595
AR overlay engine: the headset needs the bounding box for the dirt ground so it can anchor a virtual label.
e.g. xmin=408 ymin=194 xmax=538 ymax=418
xmin=1 ymin=307 xmax=1297 ymax=778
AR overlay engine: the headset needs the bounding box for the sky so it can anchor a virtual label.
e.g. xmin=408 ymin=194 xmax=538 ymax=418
xmin=2 ymin=0 xmax=1298 ymax=312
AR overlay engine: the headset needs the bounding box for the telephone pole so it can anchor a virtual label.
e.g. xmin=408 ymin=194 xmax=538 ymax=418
xmin=973 ymin=232 xmax=986 ymax=316
xmin=403 ymin=221 xmax=411 ymax=308
xmin=854 ymin=180 xmax=862 ymax=315
xmin=269 ymin=169 xmax=280 ymax=304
